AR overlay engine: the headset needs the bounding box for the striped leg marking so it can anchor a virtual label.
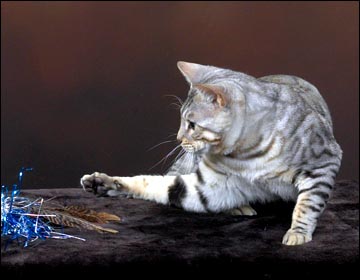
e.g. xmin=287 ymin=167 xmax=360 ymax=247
xmin=283 ymin=175 xmax=334 ymax=246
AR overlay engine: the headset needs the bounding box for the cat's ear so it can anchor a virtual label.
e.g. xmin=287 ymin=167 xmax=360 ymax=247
xmin=177 ymin=61 xmax=208 ymax=84
xmin=193 ymin=84 xmax=227 ymax=107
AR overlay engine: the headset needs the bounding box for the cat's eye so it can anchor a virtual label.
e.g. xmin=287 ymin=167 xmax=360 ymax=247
xmin=188 ymin=121 xmax=196 ymax=130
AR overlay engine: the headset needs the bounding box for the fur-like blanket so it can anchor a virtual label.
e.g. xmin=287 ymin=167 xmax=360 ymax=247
xmin=2 ymin=180 xmax=358 ymax=278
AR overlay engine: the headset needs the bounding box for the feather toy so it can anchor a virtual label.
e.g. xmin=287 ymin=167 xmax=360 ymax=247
xmin=41 ymin=207 xmax=120 ymax=234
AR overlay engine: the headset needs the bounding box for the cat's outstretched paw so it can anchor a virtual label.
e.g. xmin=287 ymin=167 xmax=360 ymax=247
xmin=81 ymin=172 xmax=120 ymax=196
xmin=227 ymin=205 xmax=257 ymax=216
xmin=282 ymin=229 xmax=312 ymax=246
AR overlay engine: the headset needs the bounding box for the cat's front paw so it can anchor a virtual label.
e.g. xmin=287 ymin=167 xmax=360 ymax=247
xmin=81 ymin=172 xmax=119 ymax=196
xmin=226 ymin=205 xmax=257 ymax=216
xmin=282 ymin=229 xmax=312 ymax=246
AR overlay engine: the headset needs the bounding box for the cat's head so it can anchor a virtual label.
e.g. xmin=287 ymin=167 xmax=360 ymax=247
xmin=176 ymin=61 xmax=246 ymax=155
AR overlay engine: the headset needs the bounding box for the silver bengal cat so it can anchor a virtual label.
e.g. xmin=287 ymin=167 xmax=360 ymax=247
xmin=81 ymin=61 xmax=342 ymax=246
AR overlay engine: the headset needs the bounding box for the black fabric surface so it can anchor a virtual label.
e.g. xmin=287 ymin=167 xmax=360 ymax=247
xmin=1 ymin=180 xmax=359 ymax=278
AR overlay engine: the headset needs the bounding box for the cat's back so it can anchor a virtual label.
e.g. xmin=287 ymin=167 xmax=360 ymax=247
xmin=258 ymin=74 xmax=332 ymax=127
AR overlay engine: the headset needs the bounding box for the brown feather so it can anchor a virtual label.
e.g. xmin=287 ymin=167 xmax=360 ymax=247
xmin=41 ymin=208 xmax=118 ymax=234
xmin=45 ymin=205 xmax=121 ymax=224
xmin=96 ymin=212 xmax=121 ymax=222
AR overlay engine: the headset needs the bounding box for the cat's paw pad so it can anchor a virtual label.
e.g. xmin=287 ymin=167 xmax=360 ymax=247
xmin=80 ymin=172 xmax=117 ymax=196
xmin=227 ymin=205 xmax=257 ymax=216
xmin=282 ymin=230 xmax=312 ymax=246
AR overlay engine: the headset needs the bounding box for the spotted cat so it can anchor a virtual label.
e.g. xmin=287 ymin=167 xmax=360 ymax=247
xmin=81 ymin=61 xmax=342 ymax=245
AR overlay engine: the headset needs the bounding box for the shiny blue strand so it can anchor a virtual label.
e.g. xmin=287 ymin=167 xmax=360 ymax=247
xmin=1 ymin=167 xmax=85 ymax=249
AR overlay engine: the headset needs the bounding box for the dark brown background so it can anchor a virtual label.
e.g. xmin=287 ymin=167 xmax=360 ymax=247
xmin=1 ymin=2 xmax=358 ymax=188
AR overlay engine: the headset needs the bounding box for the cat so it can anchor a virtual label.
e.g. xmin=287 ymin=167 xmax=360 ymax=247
xmin=81 ymin=61 xmax=342 ymax=246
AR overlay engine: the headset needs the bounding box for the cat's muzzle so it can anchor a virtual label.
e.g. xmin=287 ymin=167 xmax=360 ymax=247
xmin=181 ymin=141 xmax=205 ymax=153
xmin=181 ymin=143 xmax=195 ymax=153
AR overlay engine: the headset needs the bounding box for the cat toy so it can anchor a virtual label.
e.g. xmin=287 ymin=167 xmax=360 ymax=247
xmin=1 ymin=167 xmax=85 ymax=248
xmin=1 ymin=167 xmax=120 ymax=249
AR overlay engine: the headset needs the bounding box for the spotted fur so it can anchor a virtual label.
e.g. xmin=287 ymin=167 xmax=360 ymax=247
xmin=81 ymin=61 xmax=342 ymax=246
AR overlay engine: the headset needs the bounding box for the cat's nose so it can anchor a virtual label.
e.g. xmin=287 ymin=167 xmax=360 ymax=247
xmin=176 ymin=132 xmax=183 ymax=142
xmin=177 ymin=135 xmax=190 ymax=143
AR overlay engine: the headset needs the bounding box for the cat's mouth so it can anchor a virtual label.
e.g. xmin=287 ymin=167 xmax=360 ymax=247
xmin=181 ymin=143 xmax=196 ymax=153
xmin=181 ymin=141 xmax=205 ymax=153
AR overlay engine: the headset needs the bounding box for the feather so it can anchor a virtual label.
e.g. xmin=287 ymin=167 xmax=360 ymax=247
xmin=96 ymin=212 xmax=121 ymax=222
xmin=57 ymin=205 xmax=121 ymax=224
xmin=41 ymin=208 xmax=118 ymax=234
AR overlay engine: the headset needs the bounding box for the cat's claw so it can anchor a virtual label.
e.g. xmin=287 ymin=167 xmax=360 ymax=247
xmin=282 ymin=229 xmax=312 ymax=246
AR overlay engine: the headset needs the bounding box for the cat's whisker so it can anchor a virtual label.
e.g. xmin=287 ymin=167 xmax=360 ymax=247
xmin=147 ymin=140 xmax=176 ymax=152
xmin=178 ymin=151 xmax=194 ymax=174
xmin=181 ymin=153 xmax=189 ymax=174
xmin=161 ymin=145 xmax=184 ymax=170
xmin=186 ymin=153 xmax=195 ymax=173
xmin=164 ymin=94 xmax=184 ymax=106
xmin=166 ymin=148 xmax=186 ymax=174
xmin=166 ymin=133 xmax=178 ymax=139
xmin=148 ymin=144 xmax=182 ymax=171
xmin=174 ymin=149 xmax=185 ymax=162
xmin=169 ymin=102 xmax=182 ymax=109
xmin=170 ymin=149 xmax=185 ymax=167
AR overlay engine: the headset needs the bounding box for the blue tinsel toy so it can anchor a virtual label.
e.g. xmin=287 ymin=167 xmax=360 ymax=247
xmin=1 ymin=167 xmax=84 ymax=248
